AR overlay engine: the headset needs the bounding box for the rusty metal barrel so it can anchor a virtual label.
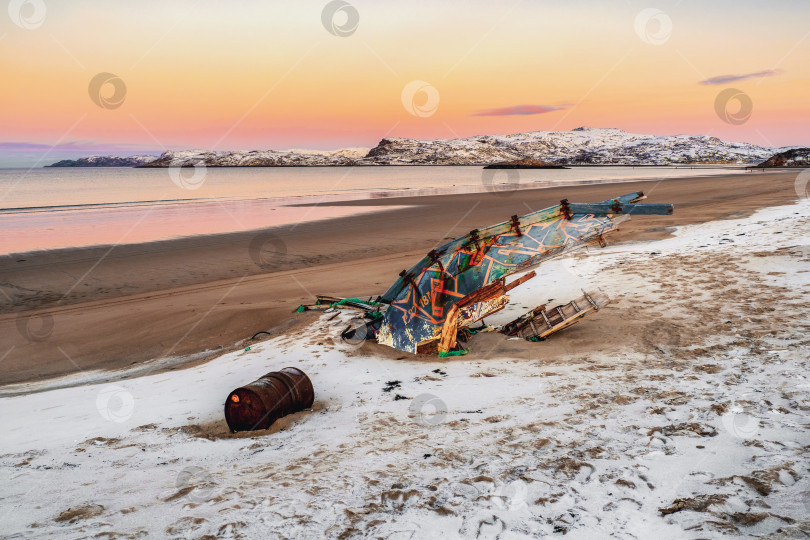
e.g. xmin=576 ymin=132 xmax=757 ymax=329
xmin=224 ymin=367 xmax=314 ymax=432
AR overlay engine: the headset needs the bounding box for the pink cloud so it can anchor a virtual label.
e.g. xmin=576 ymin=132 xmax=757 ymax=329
xmin=699 ymin=69 xmax=782 ymax=86
xmin=472 ymin=104 xmax=565 ymax=116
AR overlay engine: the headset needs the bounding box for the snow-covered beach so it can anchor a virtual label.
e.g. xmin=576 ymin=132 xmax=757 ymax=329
xmin=2 ymin=198 xmax=809 ymax=538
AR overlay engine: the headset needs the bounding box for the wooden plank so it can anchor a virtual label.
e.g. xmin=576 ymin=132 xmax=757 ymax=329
xmin=457 ymin=279 xmax=506 ymax=309
xmin=504 ymin=270 xmax=536 ymax=292
xmin=457 ymin=295 xmax=510 ymax=327
xmin=316 ymin=295 xmax=344 ymax=304
xmin=438 ymin=304 xmax=460 ymax=354
xmin=504 ymin=290 xmax=612 ymax=341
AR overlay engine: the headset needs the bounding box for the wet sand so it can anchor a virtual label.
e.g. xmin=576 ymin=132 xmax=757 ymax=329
xmin=0 ymin=170 xmax=801 ymax=385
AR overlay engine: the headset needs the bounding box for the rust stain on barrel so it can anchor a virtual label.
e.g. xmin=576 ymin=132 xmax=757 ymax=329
xmin=224 ymin=367 xmax=314 ymax=433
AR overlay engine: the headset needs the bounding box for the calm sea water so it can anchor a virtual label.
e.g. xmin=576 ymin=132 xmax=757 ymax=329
xmin=0 ymin=165 xmax=737 ymax=254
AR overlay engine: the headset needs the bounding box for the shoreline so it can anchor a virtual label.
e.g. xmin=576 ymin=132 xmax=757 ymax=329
xmin=0 ymin=170 xmax=803 ymax=386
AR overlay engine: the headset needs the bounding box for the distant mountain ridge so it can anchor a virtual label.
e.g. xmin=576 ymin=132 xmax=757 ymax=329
xmin=46 ymin=155 xmax=158 ymax=167
xmin=46 ymin=128 xmax=798 ymax=168
xmin=140 ymin=147 xmax=368 ymax=168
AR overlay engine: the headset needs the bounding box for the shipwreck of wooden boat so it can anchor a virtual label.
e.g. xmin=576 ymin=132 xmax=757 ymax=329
xmin=295 ymin=191 xmax=674 ymax=356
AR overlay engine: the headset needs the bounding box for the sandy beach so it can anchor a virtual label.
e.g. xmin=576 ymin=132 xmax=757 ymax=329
xmin=1 ymin=181 xmax=808 ymax=537
xmin=0 ymin=170 xmax=804 ymax=385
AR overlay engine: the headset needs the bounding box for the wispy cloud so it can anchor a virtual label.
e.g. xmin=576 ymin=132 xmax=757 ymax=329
xmin=472 ymin=104 xmax=565 ymax=117
xmin=698 ymin=69 xmax=782 ymax=86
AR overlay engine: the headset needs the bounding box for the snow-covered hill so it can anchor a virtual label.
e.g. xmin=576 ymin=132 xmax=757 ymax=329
xmin=140 ymin=147 xmax=369 ymax=167
xmin=46 ymin=155 xmax=158 ymax=167
xmin=362 ymin=127 xmax=789 ymax=166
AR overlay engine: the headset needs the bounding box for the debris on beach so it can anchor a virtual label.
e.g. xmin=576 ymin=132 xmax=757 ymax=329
xmin=224 ymin=367 xmax=314 ymax=433
xmin=295 ymin=192 xmax=673 ymax=355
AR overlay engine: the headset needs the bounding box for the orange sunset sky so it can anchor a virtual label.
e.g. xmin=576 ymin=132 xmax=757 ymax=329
xmin=1 ymin=0 xmax=809 ymax=165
